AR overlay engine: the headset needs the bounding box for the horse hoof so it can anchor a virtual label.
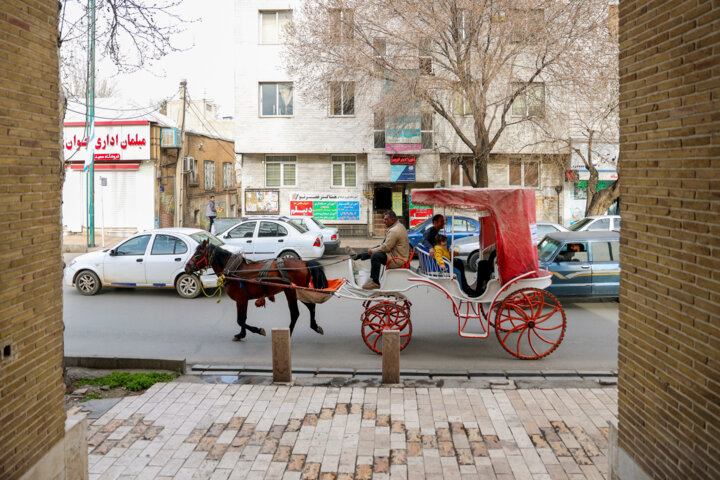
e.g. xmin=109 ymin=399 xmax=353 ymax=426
xmin=315 ymin=326 xmax=324 ymax=335
xmin=259 ymin=328 xmax=266 ymax=336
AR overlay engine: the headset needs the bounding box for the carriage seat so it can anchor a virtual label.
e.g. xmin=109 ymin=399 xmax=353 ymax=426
xmin=415 ymin=245 xmax=453 ymax=279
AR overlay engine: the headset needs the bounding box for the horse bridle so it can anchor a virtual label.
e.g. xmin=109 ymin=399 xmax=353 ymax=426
xmin=187 ymin=246 xmax=211 ymax=273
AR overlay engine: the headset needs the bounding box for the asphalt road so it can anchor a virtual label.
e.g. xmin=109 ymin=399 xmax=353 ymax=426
xmin=63 ymin=258 xmax=618 ymax=372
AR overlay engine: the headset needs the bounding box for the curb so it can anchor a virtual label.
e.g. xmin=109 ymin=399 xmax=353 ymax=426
xmin=64 ymin=356 xmax=186 ymax=374
xmin=189 ymin=365 xmax=617 ymax=384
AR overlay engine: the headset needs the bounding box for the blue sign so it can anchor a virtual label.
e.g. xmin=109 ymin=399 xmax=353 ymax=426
xmin=391 ymin=164 xmax=416 ymax=182
xmin=337 ymin=201 xmax=360 ymax=220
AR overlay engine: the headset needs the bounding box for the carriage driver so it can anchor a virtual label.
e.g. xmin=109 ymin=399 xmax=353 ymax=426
xmin=348 ymin=210 xmax=410 ymax=290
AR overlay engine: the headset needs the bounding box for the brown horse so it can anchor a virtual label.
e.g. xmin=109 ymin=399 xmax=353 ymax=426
xmin=186 ymin=240 xmax=327 ymax=340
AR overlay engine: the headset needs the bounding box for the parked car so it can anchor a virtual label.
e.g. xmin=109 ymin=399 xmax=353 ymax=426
xmin=213 ymin=217 xmax=246 ymax=236
xmin=288 ymin=216 xmax=340 ymax=251
xmin=568 ymin=215 xmax=621 ymax=232
xmin=407 ymin=216 xmax=480 ymax=249
xmin=64 ymin=228 xmax=241 ymax=298
xmin=538 ymin=231 xmax=620 ymax=298
xmin=219 ymin=216 xmax=324 ymax=261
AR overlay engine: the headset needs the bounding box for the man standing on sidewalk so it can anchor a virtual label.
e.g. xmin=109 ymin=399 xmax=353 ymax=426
xmin=206 ymin=195 xmax=217 ymax=233
xmin=349 ymin=210 xmax=409 ymax=290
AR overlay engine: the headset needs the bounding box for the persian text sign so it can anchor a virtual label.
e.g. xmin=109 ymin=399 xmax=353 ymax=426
xmin=391 ymin=164 xmax=416 ymax=182
xmin=312 ymin=201 xmax=338 ymax=221
xmin=290 ymin=201 xmax=313 ymax=216
xmin=390 ymin=155 xmax=416 ymax=165
xmin=63 ymin=124 xmax=151 ymax=161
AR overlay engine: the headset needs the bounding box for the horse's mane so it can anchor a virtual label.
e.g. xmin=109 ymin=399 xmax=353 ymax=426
xmin=208 ymin=243 xmax=235 ymax=268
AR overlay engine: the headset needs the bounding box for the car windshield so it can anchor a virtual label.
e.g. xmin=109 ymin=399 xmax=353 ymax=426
xmin=568 ymin=218 xmax=593 ymax=231
xmin=309 ymin=217 xmax=327 ymax=229
xmin=537 ymin=238 xmax=561 ymax=262
xmin=190 ymin=231 xmax=224 ymax=246
xmin=286 ymin=221 xmax=308 ymax=233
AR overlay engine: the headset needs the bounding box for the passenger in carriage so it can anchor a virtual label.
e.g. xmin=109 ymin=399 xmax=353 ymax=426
xmin=350 ymin=210 xmax=410 ymax=290
xmin=434 ymin=234 xmax=475 ymax=296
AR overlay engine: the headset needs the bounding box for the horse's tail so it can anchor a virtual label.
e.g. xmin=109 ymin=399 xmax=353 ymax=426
xmin=306 ymin=260 xmax=328 ymax=289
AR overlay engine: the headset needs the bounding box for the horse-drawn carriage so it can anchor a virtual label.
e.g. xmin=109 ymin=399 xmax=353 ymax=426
xmin=186 ymin=188 xmax=566 ymax=360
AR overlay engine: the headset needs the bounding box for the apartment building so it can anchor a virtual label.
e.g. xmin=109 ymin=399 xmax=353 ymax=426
xmin=234 ymin=1 xmax=617 ymax=234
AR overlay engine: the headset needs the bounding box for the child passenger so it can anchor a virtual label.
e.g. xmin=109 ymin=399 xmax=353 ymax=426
xmin=434 ymin=234 xmax=475 ymax=296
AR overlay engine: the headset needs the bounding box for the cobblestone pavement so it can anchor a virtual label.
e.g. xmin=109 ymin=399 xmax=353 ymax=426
xmin=86 ymin=383 xmax=617 ymax=479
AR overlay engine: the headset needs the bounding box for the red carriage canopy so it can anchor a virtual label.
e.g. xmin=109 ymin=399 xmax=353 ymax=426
xmin=410 ymin=188 xmax=540 ymax=283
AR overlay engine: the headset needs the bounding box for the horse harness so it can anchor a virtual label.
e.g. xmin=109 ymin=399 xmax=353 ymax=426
xmin=222 ymin=253 xmax=292 ymax=293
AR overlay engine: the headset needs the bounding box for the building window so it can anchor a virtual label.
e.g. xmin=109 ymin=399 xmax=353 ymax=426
xmin=332 ymin=156 xmax=356 ymax=187
xmin=260 ymin=83 xmax=293 ymax=116
xmin=421 ymin=112 xmax=433 ymax=149
xmin=329 ymin=8 xmax=354 ymax=42
xmin=330 ymin=82 xmax=355 ymax=116
xmin=265 ymin=156 xmax=296 ymax=187
xmin=260 ymin=11 xmax=292 ymax=44
xmin=512 ymin=83 xmax=545 ymax=117
xmin=450 ymin=156 xmax=474 ymax=186
xmin=373 ymin=111 xmax=385 ymax=149
xmin=373 ymin=38 xmax=386 ymax=72
xmin=418 ymin=38 xmax=432 ymax=75
xmin=222 ymin=162 xmax=234 ymax=189
xmin=204 ymin=161 xmax=215 ymax=190
xmin=452 ymin=87 xmax=471 ymax=115
xmin=509 ymin=159 xmax=539 ymax=188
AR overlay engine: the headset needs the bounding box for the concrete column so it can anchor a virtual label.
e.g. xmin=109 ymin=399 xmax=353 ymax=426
xmin=272 ymin=328 xmax=292 ymax=383
xmin=382 ymin=330 xmax=400 ymax=384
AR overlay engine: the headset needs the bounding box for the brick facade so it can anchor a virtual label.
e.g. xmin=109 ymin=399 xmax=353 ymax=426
xmin=0 ymin=2 xmax=66 ymax=479
xmin=618 ymin=1 xmax=719 ymax=478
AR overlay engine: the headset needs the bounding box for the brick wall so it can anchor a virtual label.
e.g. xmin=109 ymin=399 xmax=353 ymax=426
xmin=0 ymin=2 xmax=65 ymax=479
xmin=618 ymin=1 xmax=719 ymax=478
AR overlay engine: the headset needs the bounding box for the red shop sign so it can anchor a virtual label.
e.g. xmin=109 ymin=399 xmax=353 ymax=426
xmin=390 ymin=155 xmax=416 ymax=165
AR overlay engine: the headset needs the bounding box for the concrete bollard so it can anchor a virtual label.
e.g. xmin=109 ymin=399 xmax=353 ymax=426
xmin=382 ymin=330 xmax=400 ymax=384
xmin=272 ymin=328 xmax=292 ymax=383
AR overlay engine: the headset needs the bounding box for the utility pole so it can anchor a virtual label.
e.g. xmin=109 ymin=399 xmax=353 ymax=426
xmin=85 ymin=0 xmax=96 ymax=247
xmin=175 ymin=79 xmax=187 ymax=227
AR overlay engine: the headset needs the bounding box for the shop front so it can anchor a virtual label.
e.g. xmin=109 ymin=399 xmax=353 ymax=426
xmin=62 ymin=120 xmax=157 ymax=235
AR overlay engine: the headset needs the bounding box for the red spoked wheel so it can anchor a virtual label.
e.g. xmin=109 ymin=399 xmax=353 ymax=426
xmin=361 ymin=302 xmax=412 ymax=355
xmin=494 ymin=288 xmax=566 ymax=360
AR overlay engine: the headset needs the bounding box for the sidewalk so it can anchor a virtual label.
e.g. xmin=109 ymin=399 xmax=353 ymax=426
xmin=84 ymin=382 xmax=617 ymax=479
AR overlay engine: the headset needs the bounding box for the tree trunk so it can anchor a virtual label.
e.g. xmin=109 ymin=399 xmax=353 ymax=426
xmin=586 ymin=180 xmax=619 ymax=216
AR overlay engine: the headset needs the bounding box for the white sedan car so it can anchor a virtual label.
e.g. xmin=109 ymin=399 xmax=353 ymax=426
xmin=288 ymin=216 xmax=340 ymax=251
xmin=219 ymin=217 xmax=324 ymax=261
xmin=64 ymin=228 xmax=242 ymax=298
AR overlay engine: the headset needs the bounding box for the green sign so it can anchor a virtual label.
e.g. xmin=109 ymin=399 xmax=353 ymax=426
xmin=312 ymin=201 xmax=337 ymax=220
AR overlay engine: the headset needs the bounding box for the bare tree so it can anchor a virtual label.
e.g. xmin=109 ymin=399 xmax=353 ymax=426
xmin=526 ymin=6 xmax=619 ymax=215
xmin=286 ymin=0 xmax=612 ymax=188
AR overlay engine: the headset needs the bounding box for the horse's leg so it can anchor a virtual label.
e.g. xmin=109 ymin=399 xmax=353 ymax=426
xmin=233 ymin=295 xmax=249 ymax=342
xmin=302 ymin=302 xmax=324 ymax=335
xmin=284 ymin=289 xmax=300 ymax=335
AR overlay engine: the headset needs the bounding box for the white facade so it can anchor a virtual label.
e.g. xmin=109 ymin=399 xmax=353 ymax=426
xmin=234 ymin=1 xmax=617 ymax=229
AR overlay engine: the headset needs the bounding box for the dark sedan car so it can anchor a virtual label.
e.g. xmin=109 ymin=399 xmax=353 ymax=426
xmin=538 ymin=231 xmax=620 ymax=298
xmin=407 ymin=215 xmax=480 ymax=248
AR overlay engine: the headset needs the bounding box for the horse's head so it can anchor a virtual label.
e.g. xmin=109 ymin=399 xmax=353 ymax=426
xmin=186 ymin=239 xmax=211 ymax=274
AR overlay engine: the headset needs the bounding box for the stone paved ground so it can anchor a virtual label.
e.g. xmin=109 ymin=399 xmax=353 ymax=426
xmin=86 ymin=383 xmax=617 ymax=479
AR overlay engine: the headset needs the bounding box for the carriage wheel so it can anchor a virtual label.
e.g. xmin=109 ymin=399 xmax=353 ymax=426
xmin=361 ymin=302 xmax=412 ymax=355
xmin=494 ymin=288 xmax=566 ymax=360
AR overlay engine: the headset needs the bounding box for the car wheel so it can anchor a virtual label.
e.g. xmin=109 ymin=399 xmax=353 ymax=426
xmin=176 ymin=273 xmax=201 ymax=299
xmin=75 ymin=270 xmax=101 ymax=296
xmin=279 ymin=250 xmax=300 ymax=260
xmin=466 ymin=251 xmax=479 ymax=272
